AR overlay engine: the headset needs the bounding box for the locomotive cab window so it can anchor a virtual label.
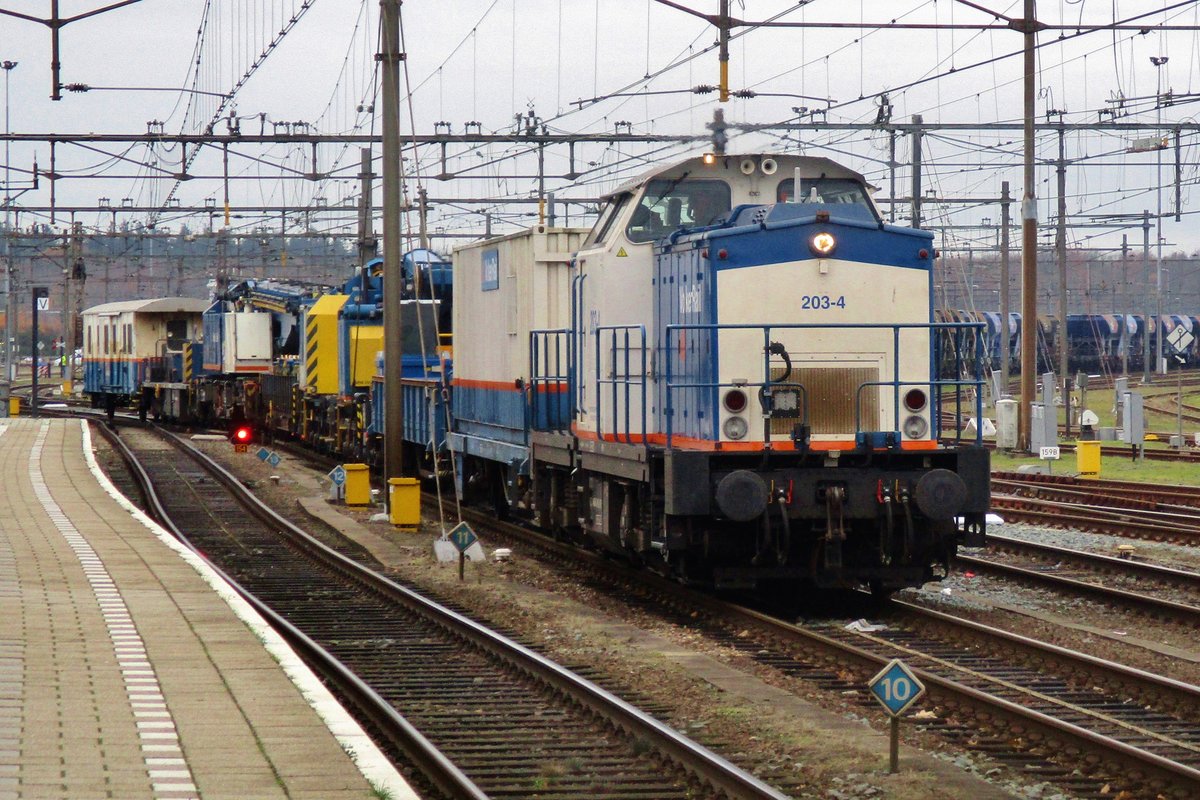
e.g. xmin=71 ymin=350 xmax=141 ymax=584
xmin=625 ymin=178 xmax=731 ymax=243
xmin=585 ymin=193 xmax=630 ymax=247
xmin=776 ymin=178 xmax=878 ymax=221
xmin=165 ymin=319 xmax=188 ymax=351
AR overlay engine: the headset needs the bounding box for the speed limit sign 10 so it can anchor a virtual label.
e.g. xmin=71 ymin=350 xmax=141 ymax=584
xmin=868 ymin=658 xmax=926 ymax=717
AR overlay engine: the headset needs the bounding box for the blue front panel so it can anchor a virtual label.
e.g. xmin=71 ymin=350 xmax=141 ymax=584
xmin=368 ymin=376 xmax=449 ymax=449
xmin=83 ymin=360 xmax=103 ymax=394
xmin=531 ymin=387 xmax=569 ymax=431
xmin=452 ymin=384 xmax=527 ymax=446
xmin=712 ymin=207 xmax=935 ymax=273
xmin=166 ymin=352 xmax=184 ymax=382
xmin=202 ymin=303 xmax=224 ymax=371
xmin=652 ymin=205 xmax=939 ymax=442
xmin=370 ymin=378 xmax=386 ymax=435
xmin=83 ymin=358 xmax=139 ymax=396
xmin=403 ymin=381 xmax=448 ymax=447
xmin=653 ymin=243 xmax=717 ymax=442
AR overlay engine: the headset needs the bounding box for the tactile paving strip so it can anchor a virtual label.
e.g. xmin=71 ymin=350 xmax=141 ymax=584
xmin=29 ymin=423 xmax=199 ymax=800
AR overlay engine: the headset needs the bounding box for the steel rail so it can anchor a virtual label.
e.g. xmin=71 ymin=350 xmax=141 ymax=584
xmin=92 ymin=422 xmax=490 ymax=800
xmin=887 ymin=601 xmax=1200 ymax=789
xmin=990 ymin=493 xmax=1200 ymax=540
xmin=441 ymin=501 xmax=1200 ymax=796
xmin=992 ymin=479 xmax=1200 ymax=515
xmin=127 ymin=423 xmax=790 ymax=800
xmin=992 ymin=471 xmax=1200 ymax=506
xmin=955 ymin=551 xmax=1200 ymax=625
xmin=986 ymin=532 xmax=1200 ymax=586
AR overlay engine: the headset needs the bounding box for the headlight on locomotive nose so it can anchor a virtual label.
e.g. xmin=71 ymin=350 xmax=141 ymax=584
xmin=723 ymin=416 xmax=749 ymax=440
xmin=809 ymin=232 xmax=836 ymax=256
xmin=903 ymin=388 xmax=927 ymax=412
xmin=903 ymin=414 xmax=929 ymax=439
xmin=723 ymin=389 xmax=747 ymax=413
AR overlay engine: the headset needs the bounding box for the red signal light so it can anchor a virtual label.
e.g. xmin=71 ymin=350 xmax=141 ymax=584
xmin=230 ymin=425 xmax=253 ymax=444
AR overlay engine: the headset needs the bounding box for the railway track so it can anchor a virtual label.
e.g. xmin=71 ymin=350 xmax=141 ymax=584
xmin=427 ymin=499 xmax=1200 ymax=799
xmin=940 ymin=431 xmax=1200 ymax=462
xmin=992 ymin=471 xmax=1200 ymax=508
xmin=989 ymin=472 xmax=1200 ymax=542
xmin=958 ymin=533 xmax=1200 ymax=626
xmin=94 ymin=415 xmax=1200 ymax=797
xmin=94 ymin=421 xmax=793 ymax=800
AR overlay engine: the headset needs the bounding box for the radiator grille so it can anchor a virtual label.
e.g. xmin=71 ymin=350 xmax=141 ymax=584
xmin=770 ymin=366 xmax=880 ymax=435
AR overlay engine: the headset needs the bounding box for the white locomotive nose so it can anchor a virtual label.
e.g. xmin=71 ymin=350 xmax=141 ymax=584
xmin=914 ymin=469 xmax=969 ymax=519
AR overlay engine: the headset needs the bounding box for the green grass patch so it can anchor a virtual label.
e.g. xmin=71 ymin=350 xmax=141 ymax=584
xmin=990 ymin=447 xmax=1200 ymax=485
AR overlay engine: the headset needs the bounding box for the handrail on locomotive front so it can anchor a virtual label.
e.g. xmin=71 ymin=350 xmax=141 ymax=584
xmin=595 ymin=324 xmax=649 ymax=444
xmin=663 ymin=321 xmax=987 ymax=450
xmin=528 ymin=328 xmax=572 ymax=436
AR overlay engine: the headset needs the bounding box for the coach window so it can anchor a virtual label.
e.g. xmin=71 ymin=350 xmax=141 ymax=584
xmin=626 ymin=179 xmax=731 ymax=243
xmin=102 ymin=326 xmax=108 ymax=355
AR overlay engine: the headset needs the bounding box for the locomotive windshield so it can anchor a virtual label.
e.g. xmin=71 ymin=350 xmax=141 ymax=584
xmin=625 ymin=178 xmax=731 ymax=243
xmin=776 ymin=177 xmax=877 ymax=219
xmin=585 ymin=193 xmax=630 ymax=247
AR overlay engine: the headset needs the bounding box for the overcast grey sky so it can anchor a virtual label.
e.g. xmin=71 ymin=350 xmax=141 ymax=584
xmin=3 ymin=1 xmax=1200 ymax=257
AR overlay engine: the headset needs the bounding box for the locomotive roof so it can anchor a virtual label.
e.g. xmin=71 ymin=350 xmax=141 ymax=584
xmin=604 ymin=154 xmax=874 ymax=199
xmin=83 ymin=297 xmax=210 ymax=316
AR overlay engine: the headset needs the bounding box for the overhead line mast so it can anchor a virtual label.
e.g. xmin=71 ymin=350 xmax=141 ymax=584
xmin=380 ymin=0 xmax=407 ymax=494
xmin=1019 ymin=0 xmax=1042 ymax=452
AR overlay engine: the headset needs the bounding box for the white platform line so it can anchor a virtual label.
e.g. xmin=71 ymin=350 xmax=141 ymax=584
xmin=31 ymin=423 xmax=200 ymax=800
xmin=78 ymin=420 xmax=418 ymax=800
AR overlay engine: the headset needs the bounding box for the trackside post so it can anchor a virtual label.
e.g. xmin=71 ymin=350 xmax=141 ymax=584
xmin=867 ymin=658 xmax=926 ymax=774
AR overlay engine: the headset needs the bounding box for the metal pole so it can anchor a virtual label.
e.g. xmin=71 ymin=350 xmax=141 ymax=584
xmin=717 ymin=0 xmax=730 ymax=102
xmin=30 ymin=287 xmax=41 ymax=418
xmin=1018 ymin=0 xmax=1040 ymax=452
xmin=356 ymin=147 xmax=375 ymax=283
xmin=1056 ymin=129 xmax=1068 ymax=402
xmin=1142 ymin=210 xmax=1151 ymax=383
xmin=1121 ymin=234 xmax=1128 ymax=377
xmin=66 ymin=220 xmax=81 ymax=388
xmin=999 ymin=181 xmax=1011 ymax=397
xmin=1153 ymin=56 xmax=1168 ymax=376
xmin=2 ymin=61 xmax=15 ymax=383
xmin=3 ymin=230 xmax=11 ymax=382
xmin=1178 ymin=367 xmax=1183 ymax=447
xmin=380 ymin=0 xmax=407 ymax=495
xmin=417 ymin=187 xmax=428 ymax=249
xmin=888 ymin=130 xmax=897 ymax=223
xmin=910 ymin=115 xmax=923 ymax=229
xmin=889 ymin=717 xmax=900 ymax=774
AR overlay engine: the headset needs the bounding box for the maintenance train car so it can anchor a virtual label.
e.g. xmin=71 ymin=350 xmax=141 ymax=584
xmin=82 ymin=297 xmax=210 ymax=418
xmin=123 ymin=256 xmax=449 ymax=462
xmin=449 ymin=153 xmax=990 ymax=595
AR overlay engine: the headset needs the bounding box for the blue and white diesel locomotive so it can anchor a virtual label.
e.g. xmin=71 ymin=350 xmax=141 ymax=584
xmin=450 ymin=153 xmax=989 ymax=594
xmin=84 ymin=153 xmax=989 ymax=597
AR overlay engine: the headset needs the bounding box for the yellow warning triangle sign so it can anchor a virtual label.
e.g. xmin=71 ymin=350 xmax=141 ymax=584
xmin=616 ymin=247 xmax=628 ymax=257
